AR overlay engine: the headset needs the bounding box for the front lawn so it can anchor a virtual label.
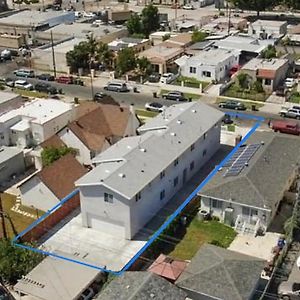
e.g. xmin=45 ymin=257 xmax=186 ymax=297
xmin=173 ymin=76 xmax=210 ymax=90
xmin=169 ymin=219 xmax=236 ymax=260
xmin=289 ymin=92 xmax=300 ymax=104
xmin=135 ymin=109 xmax=159 ymax=118
xmin=223 ymin=84 xmax=269 ymax=102
xmin=13 ymin=88 xmax=48 ymax=98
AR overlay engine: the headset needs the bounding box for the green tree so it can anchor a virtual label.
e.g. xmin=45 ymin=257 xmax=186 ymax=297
xmin=252 ymin=80 xmax=264 ymax=93
xmin=162 ymin=33 xmax=171 ymax=41
xmin=126 ymin=13 xmax=142 ymax=35
xmin=229 ymin=0 xmax=277 ymax=16
xmin=0 ymin=240 xmax=44 ymax=284
xmin=237 ymin=73 xmax=249 ymax=89
xmin=41 ymin=146 xmax=76 ymax=167
xmin=116 ymin=48 xmax=136 ymax=75
xmin=96 ymin=42 xmax=114 ymax=69
xmin=141 ymin=4 xmax=160 ymax=36
xmin=191 ymin=30 xmax=208 ymax=43
xmin=261 ymin=45 xmax=277 ymax=59
xmin=136 ymin=56 xmax=152 ymax=76
xmin=66 ymin=41 xmax=90 ymax=73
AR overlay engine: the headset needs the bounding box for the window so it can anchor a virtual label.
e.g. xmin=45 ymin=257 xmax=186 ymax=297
xmin=203 ymin=149 xmax=207 ymax=157
xmin=242 ymin=206 xmax=250 ymax=216
xmin=160 ymin=170 xmax=165 ymax=179
xmin=264 ymin=78 xmax=272 ymax=86
xmin=104 ymin=193 xmax=113 ymax=203
xmin=190 ymin=143 xmax=195 ymax=151
xmin=212 ymin=199 xmax=222 ymax=209
xmin=174 ymin=176 xmax=179 ymax=187
xmin=160 ymin=190 xmax=165 ymax=200
xmin=174 ymin=158 xmax=179 ymax=166
xmin=202 ymin=71 xmax=211 ymax=78
xmin=251 ymin=209 xmax=258 ymax=216
xmin=204 ymin=132 xmax=207 ymax=140
xmin=190 ymin=161 xmax=194 ymax=171
xmin=189 ymin=67 xmax=196 ymax=74
xmin=135 ymin=192 xmax=141 ymax=202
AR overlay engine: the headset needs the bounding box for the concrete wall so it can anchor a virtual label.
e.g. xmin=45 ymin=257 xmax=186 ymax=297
xmin=0 ymin=94 xmax=23 ymax=114
xmin=0 ymin=34 xmax=25 ymax=48
xmin=0 ymin=115 xmax=21 ymax=146
xmin=20 ymin=176 xmax=59 ymax=211
xmin=0 ymin=150 xmax=25 ymax=183
xmin=79 ymin=121 xmax=221 ymax=239
xmin=10 ymin=127 xmax=31 ymax=148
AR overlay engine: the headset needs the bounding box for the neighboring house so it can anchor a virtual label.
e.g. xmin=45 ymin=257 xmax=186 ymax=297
xmin=108 ymin=37 xmax=151 ymax=53
xmin=0 ymin=91 xmax=24 ymax=115
xmin=20 ymin=153 xmax=87 ymax=211
xmin=76 ymin=102 xmax=223 ymax=240
xmin=178 ymin=49 xmax=240 ymax=82
xmin=240 ymin=58 xmax=289 ymax=93
xmin=139 ymin=44 xmax=184 ymax=74
xmin=148 ymin=254 xmax=188 ymax=282
xmin=14 ymin=255 xmax=103 ymax=300
xmin=0 ymin=99 xmax=74 ymax=148
xmin=58 ymin=104 xmax=140 ymax=165
xmin=149 ymin=31 xmax=178 ymax=46
xmin=159 ymin=33 xmax=193 ymax=49
xmin=0 ymin=0 xmax=7 ymax=12
xmin=107 ymin=8 xmax=132 ymax=23
xmin=176 ymin=244 xmax=265 ymax=300
xmin=0 ymin=34 xmax=26 ymax=49
xmin=0 ymin=146 xmax=25 ymax=187
xmin=96 ymin=271 xmax=187 ymax=300
xmin=248 ymin=20 xmax=287 ymax=39
xmin=199 ymin=132 xmax=300 ymax=235
xmin=175 ymin=19 xmax=199 ymax=33
xmin=186 ymin=40 xmax=214 ymax=56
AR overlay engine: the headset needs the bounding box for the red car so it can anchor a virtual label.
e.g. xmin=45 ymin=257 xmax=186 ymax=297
xmin=56 ymin=75 xmax=73 ymax=84
xmin=271 ymin=120 xmax=300 ymax=135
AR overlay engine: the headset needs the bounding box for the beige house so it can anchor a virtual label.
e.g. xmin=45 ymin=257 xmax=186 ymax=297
xmin=0 ymin=34 xmax=25 ymax=49
xmin=240 ymin=58 xmax=289 ymax=93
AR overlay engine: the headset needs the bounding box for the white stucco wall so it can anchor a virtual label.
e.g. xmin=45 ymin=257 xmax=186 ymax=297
xmin=20 ymin=176 xmax=59 ymax=211
xmin=0 ymin=116 xmax=21 ymax=146
xmin=0 ymin=151 xmax=25 ymax=182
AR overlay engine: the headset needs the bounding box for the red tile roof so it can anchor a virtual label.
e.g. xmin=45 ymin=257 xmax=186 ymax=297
xmin=148 ymin=254 xmax=188 ymax=282
xmin=257 ymin=69 xmax=276 ymax=79
xmin=40 ymin=135 xmax=66 ymax=149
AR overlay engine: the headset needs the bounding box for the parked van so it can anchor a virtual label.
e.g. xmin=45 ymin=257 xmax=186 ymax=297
xmin=103 ymin=82 xmax=129 ymax=92
xmin=271 ymin=120 xmax=300 ymax=135
xmin=13 ymin=69 xmax=35 ymax=78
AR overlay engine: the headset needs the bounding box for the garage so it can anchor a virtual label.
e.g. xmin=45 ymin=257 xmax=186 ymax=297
xmin=87 ymin=214 xmax=126 ymax=238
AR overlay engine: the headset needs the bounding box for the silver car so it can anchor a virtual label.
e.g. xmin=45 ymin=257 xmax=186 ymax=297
xmin=278 ymin=281 xmax=300 ymax=300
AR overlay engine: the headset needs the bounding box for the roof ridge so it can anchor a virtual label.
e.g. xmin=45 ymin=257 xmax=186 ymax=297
xmin=245 ymin=176 xmax=268 ymax=209
xmin=128 ymin=272 xmax=153 ymax=300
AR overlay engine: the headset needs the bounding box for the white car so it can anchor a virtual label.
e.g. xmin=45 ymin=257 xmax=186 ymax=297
xmin=278 ymin=281 xmax=300 ymax=300
xmin=183 ymin=4 xmax=194 ymax=9
xmin=75 ymin=11 xmax=83 ymax=18
xmin=160 ymin=73 xmax=177 ymax=84
xmin=285 ymin=78 xmax=297 ymax=88
xmin=83 ymin=11 xmax=96 ymax=18
xmin=14 ymin=80 xmax=33 ymax=90
xmin=145 ymin=102 xmax=166 ymax=113
xmin=92 ymin=19 xmax=105 ymax=25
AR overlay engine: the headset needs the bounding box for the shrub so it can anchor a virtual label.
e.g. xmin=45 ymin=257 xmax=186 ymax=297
xmin=211 ymin=216 xmax=220 ymax=221
xmin=210 ymin=239 xmax=223 ymax=247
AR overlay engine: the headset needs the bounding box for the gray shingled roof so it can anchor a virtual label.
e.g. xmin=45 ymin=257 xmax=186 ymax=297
xmin=176 ymin=244 xmax=265 ymax=300
xmin=200 ymin=131 xmax=300 ymax=210
xmin=97 ymin=272 xmax=187 ymax=300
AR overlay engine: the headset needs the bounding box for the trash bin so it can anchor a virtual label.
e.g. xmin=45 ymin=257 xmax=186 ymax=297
xmin=251 ymin=104 xmax=256 ymax=111
xmin=74 ymin=97 xmax=79 ymax=104
xmin=153 ymin=92 xmax=157 ymax=98
xmin=189 ymin=97 xmax=192 ymax=102
xmin=133 ymin=87 xmax=137 ymax=93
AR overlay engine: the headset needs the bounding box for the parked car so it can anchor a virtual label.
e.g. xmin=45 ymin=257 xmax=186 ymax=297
xmin=275 ymin=86 xmax=286 ymax=97
xmin=285 ymin=78 xmax=297 ymax=88
xmin=145 ymin=102 xmax=166 ymax=112
xmin=278 ymin=281 xmax=300 ymax=300
xmin=4 ymin=78 xmax=14 ymax=87
xmin=93 ymin=92 xmax=107 ymax=101
xmin=280 ymin=107 xmax=300 ymax=119
xmin=0 ymin=49 xmax=11 ymax=61
xmin=160 ymin=73 xmax=177 ymax=84
xmin=14 ymin=80 xmax=33 ymax=90
xmin=37 ymin=73 xmax=55 ymax=81
xmin=222 ymin=114 xmax=234 ymax=124
xmin=183 ymin=4 xmax=194 ymax=9
xmin=162 ymin=91 xmax=187 ymax=101
xmin=78 ymin=287 xmax=95 ymax=300
xmin=35 ymin=82 xmax=57 ymax=94
xmin=73 ymin=78 xmax=84 ymax=86
xmin=271 ymin=120 xmax=300 ymax=136
xmin=103 ymin=82 xmax=129 ymax=92
xmin=148 ymin=73 xmax=161 ymax=83
xmin=0 ymin=286 xmax=11 ymax=300
xmin=56 ymin=75 xmax=73 ymax=84
xmin=13 ymin=69 xmax=35 ymax=78
xmin=218 ymin=100 xmax=247 ymax=110
xmin=83 ymin=11 xmax=96 ymax=18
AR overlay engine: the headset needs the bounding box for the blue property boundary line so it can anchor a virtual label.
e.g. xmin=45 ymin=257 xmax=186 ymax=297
xmin=13 ymin=112 xmax=265 ymax=276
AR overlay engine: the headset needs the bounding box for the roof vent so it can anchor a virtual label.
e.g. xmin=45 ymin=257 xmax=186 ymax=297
xmin=191 ymin=109 xmax=197 ymax=113
xmin=245 ymin=162 xmax=249 ymax=166
xmin=170 ymin=132 xmax=176 ymax=136
xmin=261 ymin=141 xmax=265 ymax=145
xmin=150 ymin=293 xmax=156 ymax=299
xmin=118 ymin=173 xmax=125 ymax=178
xmin=126 ymin=285 xmax=130 ymax=289
xmin=177 ymin=120 xmax=182 ymax=124
xmin=105 ymin=169 xmax=110 ymax=173
xmin=141 ymin=169 xmax=144 ymax=173
xmin=100 ymin=179 xmax=103 ymax=182
xmin=140 ymin=148 xmax=146 ymax=152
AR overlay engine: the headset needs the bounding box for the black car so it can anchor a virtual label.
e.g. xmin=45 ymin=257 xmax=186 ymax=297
xmin=148 ymin=73 xmax=160 ymax=83
xmin=37 ymin=73 xmax=55 ymax=81
xmin=35 ymin=82 xmax=57 ymax=94
xmin=218 ymin=100 xmax=246 ymax=110
xmin=162 ymin=91 xmax=187 ymax=101
xmin=93 ymin=92 xmax=107 ymax=101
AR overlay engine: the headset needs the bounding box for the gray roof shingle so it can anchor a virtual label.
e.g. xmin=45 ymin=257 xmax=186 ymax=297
xmin=200 ymin=132 xmax=300 ymax=210
xmin=176 ymin=244 xmax=265 ymax=300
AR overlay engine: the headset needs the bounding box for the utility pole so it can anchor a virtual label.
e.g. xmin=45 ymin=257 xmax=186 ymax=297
xmin=0 ymin=194 xmax=7 ymax=240
xmin=227 ymin=5 xmax=231 ymax=35
xmin=89 ymin=55 xmax=94 ymax=100
xmin=50 ymin=31 xmax=57 ymax=78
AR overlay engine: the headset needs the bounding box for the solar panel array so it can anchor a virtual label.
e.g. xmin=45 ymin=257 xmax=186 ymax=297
xmin=224 ymin=144 xmax=261 ymax=177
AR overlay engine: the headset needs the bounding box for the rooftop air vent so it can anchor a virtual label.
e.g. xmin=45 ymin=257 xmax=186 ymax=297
xmin=140 ymin=148 xmax=146 ymax=152
xmin=118 ymin=173 xmax=125 ymax=178
xmin=170 ymin=132 xmax=176 ymax=136
xmin=191 ymin=109 xmax=197 ymax=113
xmin=177 ymin=120 xmax=182 ymax=125
xmin=261 ymin=141 xmax=265 ymax=145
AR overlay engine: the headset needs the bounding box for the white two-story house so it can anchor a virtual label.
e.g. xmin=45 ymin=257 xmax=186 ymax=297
xmin=75 ymin=102 xmax=224 ymax=240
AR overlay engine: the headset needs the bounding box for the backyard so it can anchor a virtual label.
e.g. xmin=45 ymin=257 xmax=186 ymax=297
xmin=168 ymin=219 xmax=237 ymax=260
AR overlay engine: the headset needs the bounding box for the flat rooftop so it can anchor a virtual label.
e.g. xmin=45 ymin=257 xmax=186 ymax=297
xmin=40 ymin=37 xmax=85 ymax=54
xmin=0 ymin=91 xmax=19 ymax=105
xmin=242 ymin=58 xmax=288 ymax=70
xmin=0 ymin=146 xmax=23 ymax=163
xmin=252 ymin=19 xmax=287 ymax=27
xmin=0 ymin=10 xmax=74 ymax=27
xmin=46 ymin=22 xmax=125 ymax=39
xmin=139 ymin=44 xmax=183 ymax=61
xmin=0 ymin=99 xmax=73 ymax=125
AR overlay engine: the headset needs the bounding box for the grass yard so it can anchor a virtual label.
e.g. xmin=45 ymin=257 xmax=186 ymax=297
xmin=135 ymin=109 xmax=159 ymax=118
xmin=0 ymin=193 xmax=44 ymax=239
xmin=169 ymin=219 xmax=236 ymax=260
xmin=160 ymin=89 xmax=201 ymax=100
xmin=13 ymin=88 xmax=48 ymax=98
xmin=289 ymin=93 xmax=300 ymax=104
xmin=216 ymin=97 xmax=264 ymax=110
xmin=173 ymin=76 xmax=210 ymax=90
xmin=223 ymin=85 xmax=269 ymax=102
